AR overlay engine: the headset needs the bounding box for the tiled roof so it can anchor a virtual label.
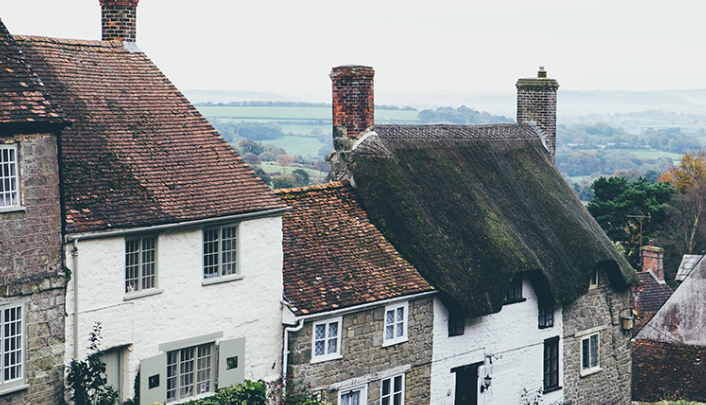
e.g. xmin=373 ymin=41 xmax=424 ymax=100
xmin=632 ymin=340 xmax=706 ymax=402
xmin=676 ymin=254 xmax=703 ymax=282
xmin=13 ymin=35 xmax=285 ymax=233
xmin=0 ymin=20 xmax=65 ymax=129
xmin=277 ymin=181 xmax=433 ymax=316
xmin=631 ymin=272 xmax=673 ymax=335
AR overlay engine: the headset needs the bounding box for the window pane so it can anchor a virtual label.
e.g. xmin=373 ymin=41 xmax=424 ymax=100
xmin=196 ymin=344 xmax=212 ymax=394
xmin=382 ymin=378 xmax=390 ymax=396
xmin=394 ymin=375 xmax=402 ymax=391
xmin=350 ymin=390 xmax=360 ymax=405
xmin=328 ymin=322 xmax=338 ymax=338
xmin=582 ymin=338 xmax=589 ymax=369
xmin=220 ymin=226 xmax=237 ymax=276
xmin=203 ymin=229 xmax=219 ymax=278
xmin=3 ymin=306 xmax=23 ymax=382
xmin=180 ymin=348 xmax=195 ymax=399
xmin=327 ymin=336 xmax=337 ymax=355
xmin=590 ymin=334 xmax=599 ymax=367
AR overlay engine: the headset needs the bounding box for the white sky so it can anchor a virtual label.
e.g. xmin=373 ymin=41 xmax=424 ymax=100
xmin=1 ymin=0 xmax=705 ymax=102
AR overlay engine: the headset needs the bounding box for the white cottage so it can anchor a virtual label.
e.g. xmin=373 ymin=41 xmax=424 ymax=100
xmin=11 ymin=2 xmax=288 ymax=403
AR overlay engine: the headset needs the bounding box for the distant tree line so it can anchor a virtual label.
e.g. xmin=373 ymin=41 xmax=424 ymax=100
xmin=196 ymin=101 xmax=417 ymax=111
xmin=211 ymin=121 xmax=286 ymax=143
xmin=556 ymin=149 xmax=672 ymax=178
xmin=558 ymin=123 xmax=702 ymax=154
xmin=418 ymin=106 xmax=513 ymax=125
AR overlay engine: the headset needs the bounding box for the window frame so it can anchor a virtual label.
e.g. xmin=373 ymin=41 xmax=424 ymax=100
xmin=447 ymin=311 xmax=465 ymax=337
xmin=165 ymin=342 xmax=215 ymax=403
xmin=504 ymin=274 xmax=526 ymax=304
xmin=202 ymin=224 xmax=243 ymax=285
xmin=0 ymin=143 xmax=21 ymax=211
xmin=381 ymin=374 xmax=404 ymax=405
xmin=383 ymin=302 xmax=409 ymax=347
xmin=339 ymin=384 xmax=368 ymax=405
xmin=0 ymin=298 xmax=28 ymax=395
xmin=579 ymin=332 xmax=601 ymax=376
xmin=125 ymin=235 xmax=159 ymax=296
xmin=311 ymin=317 xmax=342 ymax=363
xmin=543 ymin=337 xmax=561 ymax=393
xmin=538 ymin=298 xmax=554 ymax=329
xmin=589 ymin=269 xmax=598 ymax=290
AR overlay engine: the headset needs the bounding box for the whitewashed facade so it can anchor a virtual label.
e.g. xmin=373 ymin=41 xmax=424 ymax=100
xmin=431 ymin=276 xmax=564 ymax=405
xmin=64 ymin=215 xmax=284 ymax=403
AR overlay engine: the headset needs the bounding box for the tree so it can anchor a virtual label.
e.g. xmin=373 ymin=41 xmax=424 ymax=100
xmin=272 ymin=174 xmax=297 ymax=189
xmin=276 ymin=154 xmax=294 ymax=174
xmin=255 ymin=167 xmax=271 ymax=186
xmin=292 ymin=169 xmax=310 ymax=187
xmin=64 ymin=323 xmax=119 ymax=405
xmin=587 ymin=177 xmax=673 ymax=267
xmin=239 ymin=139 xmax=266 ymax=155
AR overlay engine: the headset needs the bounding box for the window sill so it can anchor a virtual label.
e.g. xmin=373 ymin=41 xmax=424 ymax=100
xmin=503 ymin=298 xmax=526 ymax=305
xmin=310 ymin=353 xmax=342 ymax=364
xmin=0 ymin=206 xmax=26 ymax=214
xmin=202 ymin=274 xmax=244 ymax=286
xmin=124 ymin=288 xmax=164 ymax=301
xmin=538 ymin=324 xmax=554 ymax=329
xmin=0 ymin=383 xmax=29 ymax=396
xmin=580 ymin=367 xmax=602 ymax=377
xmin=543 ymin=385 xmax=562 ymax=394
xmin=382 ymin=337 xmax=408 ymax=347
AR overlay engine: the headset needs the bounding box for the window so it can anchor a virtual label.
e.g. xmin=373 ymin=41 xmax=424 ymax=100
xmin=447 ymin=311 xmax=465 ymax=337
xmin=580 ymin=333 xmax=600 ymax=376
xmin=538 ymin=299 xmax=554 ymax=329
xmin=311 ymin=318 xmax=341 ymax=363
xmin=0 ymin=144 xmax=20 ymax=209
xmin=589 ymin=269 xmax=598 ymax=289
xmin=0 ymin=302 xmax=25 ymax=392
xmin=166 ymin=343 xmax=214 ymax=403
xmin=125 ymin=236 xmax=157 ymax=293
xmin=203 ymin=225 xmax=238 ymax=279
xmin=543 ymin=337 xmax=560 ymax=392
xmin=381 ymin=375 xmax=404 ymax=405
xmin=340 ymin=385 xmax=367 ymax=405
xmin=504 ymin=274 xmax=525 ymax=304
xmin=383 ymin=302 xmax=408 ymax=346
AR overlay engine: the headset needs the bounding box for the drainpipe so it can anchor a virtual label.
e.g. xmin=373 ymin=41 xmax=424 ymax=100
xmin=282 ymin=320 xmax=304 ymax=387
xmin=72 ymin=239 xmax=79 ymax=359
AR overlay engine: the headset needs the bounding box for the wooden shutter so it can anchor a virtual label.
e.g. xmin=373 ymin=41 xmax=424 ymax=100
xmin=217 ymin=337 xmax=245 ymax=389
xmin=140 ymin=352 xmax=166 ymax=405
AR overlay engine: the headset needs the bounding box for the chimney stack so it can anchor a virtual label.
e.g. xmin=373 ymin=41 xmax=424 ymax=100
xmin=641 ymin=240 xmax=665 ymax=283
xmin=516 ymin=67 xmax=559 ymax=162
xmin=328 ymin=65 xmax=375 ymax=181
xmin=100 ymin=0 xmax=139 ymax=42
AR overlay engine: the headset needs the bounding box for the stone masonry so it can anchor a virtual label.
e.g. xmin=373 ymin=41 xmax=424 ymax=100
xmin=0 ymin=133 xmax=66 ymax=404
xmin=562 ymin=268 xmax=632 ymax=405
xmin=516 ymin=69 xmax=559 ymax=162
xmin=100 ymin=0 xmax=139 ymax=42
xmin=287 ymin=297 xmax=433 ymax=405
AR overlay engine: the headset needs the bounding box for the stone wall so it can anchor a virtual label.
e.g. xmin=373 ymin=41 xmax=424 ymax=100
xmin=288 ymin=297 xmax=433 ymax=405
xmin=516 ymin=74 xmax=559 ymax=161
xmin=562 ymin=269 xmax=632 ymax=405
xmin=0 ymin=133 xmax=66 ymax=404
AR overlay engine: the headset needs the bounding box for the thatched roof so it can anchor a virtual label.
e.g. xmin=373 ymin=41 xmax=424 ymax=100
xmin=349 ymin=123 xmax=636 ymax=317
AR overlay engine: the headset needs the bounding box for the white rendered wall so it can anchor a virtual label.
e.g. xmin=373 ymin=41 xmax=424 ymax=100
xmin=64 ymin=216 xmax=284 ymax=399
xmin=430 ymin=278 xmax=564 ymax=405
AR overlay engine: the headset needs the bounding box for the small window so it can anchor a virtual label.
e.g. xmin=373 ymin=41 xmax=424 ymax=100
xmin=538 ymin=299 xmax=554 ymax=329
xmin=166 ymin=343 xmax=214 ymax=403
xmin=125 ymin=236 xmax=157 ymax=293
xmin=311 ymin=318 xmax=342 ymax=363
xmin=0 ymin=302 xmax=25 ymax=392
xmin=580 ymin=333 xmax=601 ymax=376
xmin=589 ymin=269 xmax=598 ymax=289
xmin=543 ymin=337 xmax=560 ymax=392
xmin=340 ymin=385 xmax=367 ymax=405
xmin=504 ymin=274 xmax=525 ymax=304
xmin=447 ymin=311 xmax=465 ymax=337
xmin=203 ymin=225 xmax=238 ymax=279
xmin=383 ymin=302 xmax=408 ymax=346
xmin=381 ymin=374 xmax=404 ymax=405
xmin=0 ymin=144 xmax=20 ymax=209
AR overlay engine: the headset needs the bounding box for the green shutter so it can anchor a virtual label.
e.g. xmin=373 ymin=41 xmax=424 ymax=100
xmin=217 ymin=337 xmax=245 ymax=389
xmin=140 ymin=352 xmax=166 ymax=405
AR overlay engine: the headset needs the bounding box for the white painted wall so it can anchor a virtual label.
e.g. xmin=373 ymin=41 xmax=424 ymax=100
xmin=64 ymin=216 xmax=284 ymax=399
xmin=431 ymin=277 xmax=564 ymax=405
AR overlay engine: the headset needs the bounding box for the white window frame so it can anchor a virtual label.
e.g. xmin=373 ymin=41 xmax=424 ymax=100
xmin=579 ymin=331 xmax=601 ymax=376
xmin=166 ymin=343 xmax=215 ymax=403
xmin=311 ymin=317 xmax=342 ymax=363
xmin=0 ymin=298 xmax=28 ymax=395
xmin=125 ymin=235 xmax=159 ymax=297
xmin=383 ymin=302 xmax=408 ymax=347
xmin=0 ymin=144 xmax=21 ymax=210
xmin=381 ymin=374 xmax=404 ymax=405
xmin=202 ymin=224 xmax=241 ymax=284
xmin=339 ymin=384 xmax=368 ymax=405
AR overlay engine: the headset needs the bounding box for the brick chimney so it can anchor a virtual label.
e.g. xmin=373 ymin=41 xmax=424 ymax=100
xmin=328 ymin=65 xmax=375 ymax=181
xmin=100 ymin=0 xmax=139 ymax=42
xmin=641 ymin=240 xmax=665 ymax=283
xmin=516 ymin=67 xmax=559 ymax=162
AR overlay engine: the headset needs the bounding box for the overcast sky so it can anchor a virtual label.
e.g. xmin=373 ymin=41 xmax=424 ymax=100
xmin=1 ymin=0 xmax=705 ymax=103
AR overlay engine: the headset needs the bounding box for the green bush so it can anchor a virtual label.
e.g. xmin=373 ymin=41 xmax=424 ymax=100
xmin=152 ymin=380 xmax=267 ymax=405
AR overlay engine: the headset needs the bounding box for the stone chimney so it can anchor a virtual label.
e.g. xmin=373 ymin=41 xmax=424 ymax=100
xmin=100 ymin=0 xmax=139 ymax=42
xmin=641 ymin=240 xmax=665 ymax=283
xmin=328 ymin=65 xmax=375 ymax=181
xmin=516 ymin=67 xmax=559 ymax=162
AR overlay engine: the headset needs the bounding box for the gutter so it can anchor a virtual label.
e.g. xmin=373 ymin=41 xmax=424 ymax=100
xmin=65 ymin=207 xmax=289 ymax=241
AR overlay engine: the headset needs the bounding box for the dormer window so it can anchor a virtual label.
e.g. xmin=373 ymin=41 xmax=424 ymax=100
xmin=589 ymin=269 xmax=598 ymax=290
xmin=538 ymin=298 xmax=554 ymax=328
xmin=504 ymin=274 xmax=525 ymax=304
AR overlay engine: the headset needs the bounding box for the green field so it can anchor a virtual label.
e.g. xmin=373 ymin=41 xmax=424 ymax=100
xmin=258 ymin=163 xmax=328 ymax=185
xmin=196 ymin=106 xmax=419 ymax=123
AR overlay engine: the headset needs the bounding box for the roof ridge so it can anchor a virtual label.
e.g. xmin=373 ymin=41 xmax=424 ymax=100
xmin=13 ymin=35 xmax=124 ymax=48
xmin=276 ymin=180 xmax=350 ymax=195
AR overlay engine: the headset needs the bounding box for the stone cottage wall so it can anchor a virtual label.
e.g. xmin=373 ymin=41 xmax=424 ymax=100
xmin=562 ymin=269 xmax=632 ymax=405
xmin=0 ymin=133 xmax=65 ymax=404
xmin=287 ymin=297 xmax=433 ymax=405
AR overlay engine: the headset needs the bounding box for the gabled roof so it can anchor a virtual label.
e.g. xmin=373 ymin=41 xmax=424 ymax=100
xmin=277 ymin=181 xmax=433 ymax=316
xmin=0 ymin=20 xmax=65 ymax=130
xmin=13 ymin=35 xmax=285 ymax=233
xmin=676 ymin=254 xmax=702 ymax=283
xmin=631 ymin=272 xmax=673 ymax=335
xmin=349 ymin=124 xmax=636 ymax=317
xmin=636 ymin=252 xmax=706 ymax=345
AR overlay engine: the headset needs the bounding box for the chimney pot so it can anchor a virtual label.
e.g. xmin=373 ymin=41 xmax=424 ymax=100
xmin=538 ymin=66 xmax=547 ymax=78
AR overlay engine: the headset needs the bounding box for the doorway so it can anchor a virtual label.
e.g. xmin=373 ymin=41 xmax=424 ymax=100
xmin=452 ymin=362 xmax=482 ymax=405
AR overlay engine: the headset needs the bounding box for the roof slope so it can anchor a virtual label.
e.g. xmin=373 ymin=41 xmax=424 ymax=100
xmin=632 ymin=340 xmax=706 ymax=402
xmin=636 ymin=253 xmax=706 ymax=345
xmin=0 ymin=20 xmax=64 ymax=129
xmin=14 ymin=35 xmax=285 ymax=233
xmin=350 ymin=124 xmax=636 ymax=317
xmin=278 ymin=182 xmax=433 ymax=316
xmin=631 ymin=272 xmax=673 ymax=335
xmin=676 ymin=254 xmax=702 ymax=283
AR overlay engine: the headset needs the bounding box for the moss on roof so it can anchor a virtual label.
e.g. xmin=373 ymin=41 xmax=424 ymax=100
xmin=350 ymin=124 xmax=637 ymax=317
